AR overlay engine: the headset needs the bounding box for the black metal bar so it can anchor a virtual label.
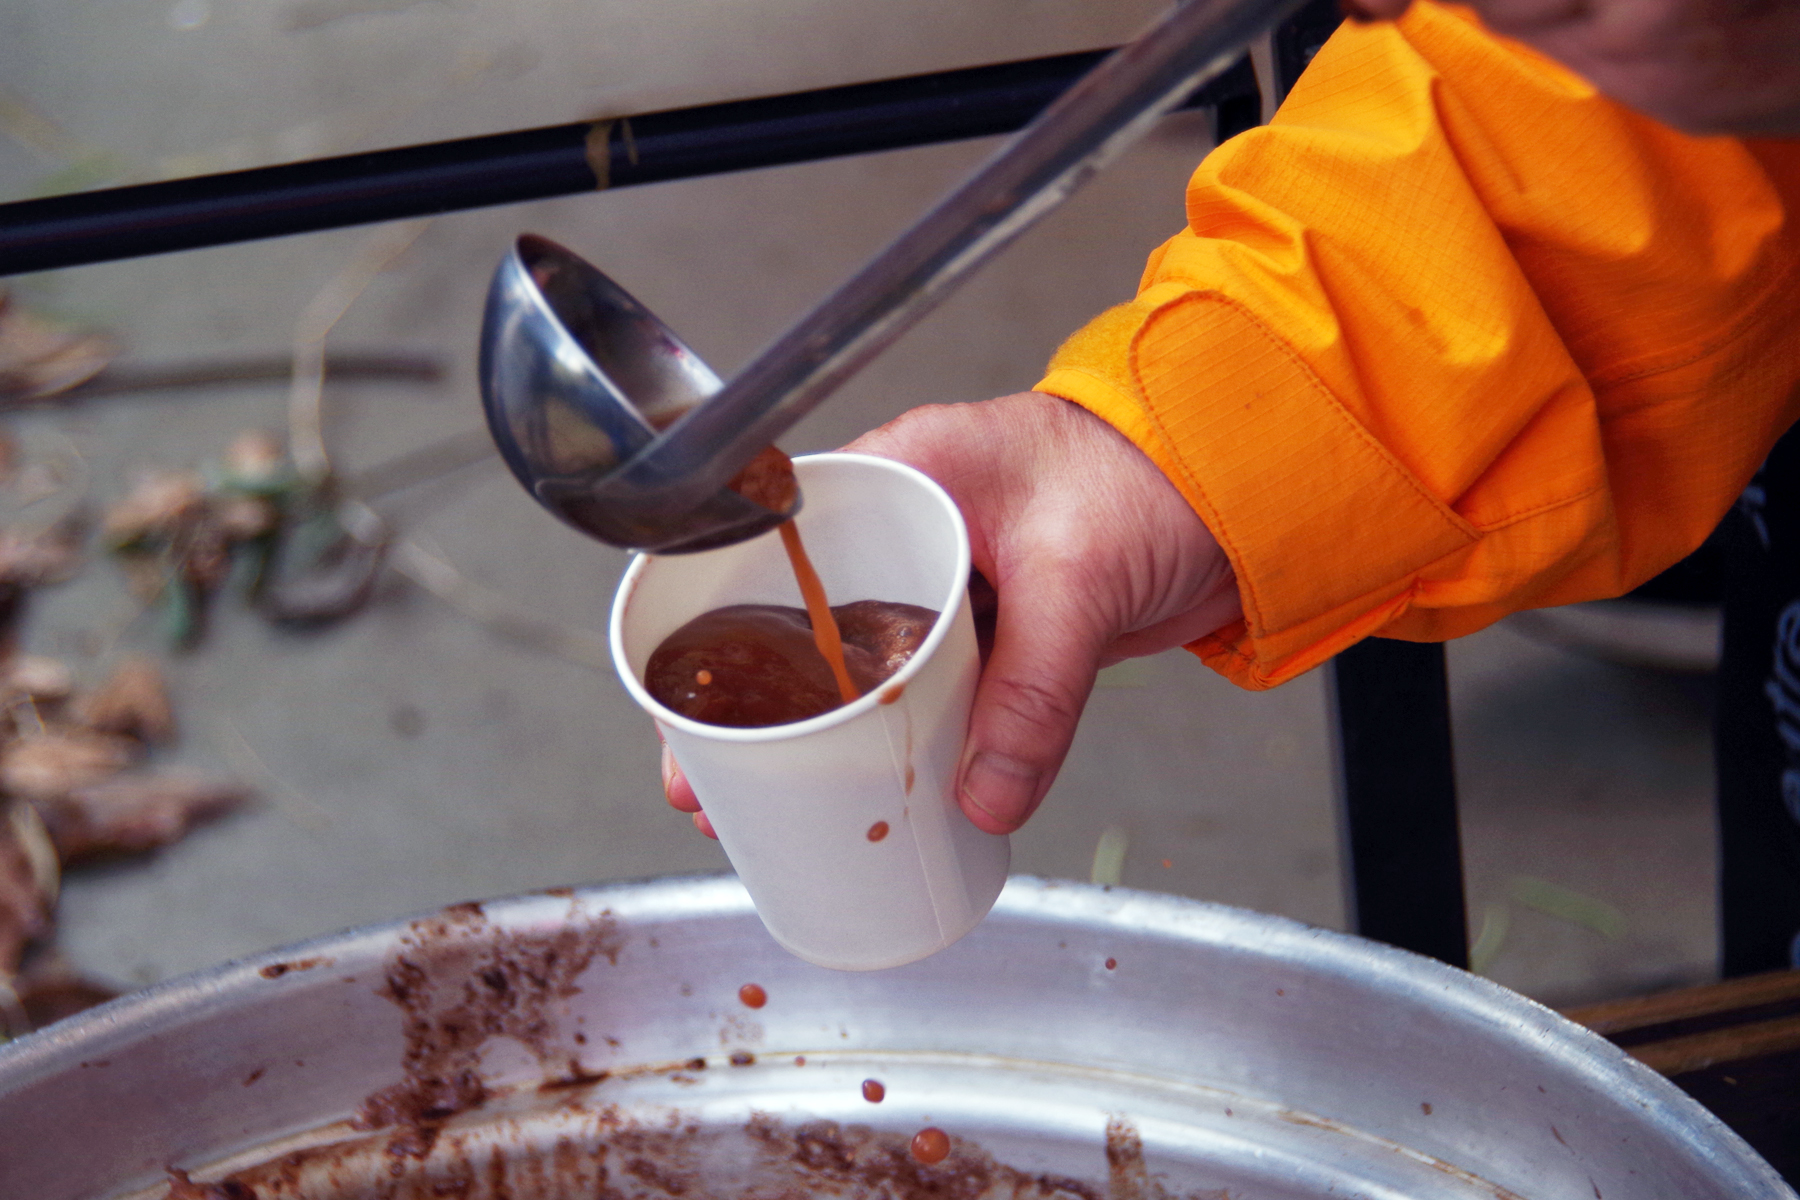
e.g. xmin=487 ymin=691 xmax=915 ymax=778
xmin=0 ymin=52 xmax=1255 ymax=278
xmin=1273 ymin=0 xmax=1343 ymax=97
xmin=1717 ymin=427 xmax=1800 ymax=978
xmin=1329 ymin=637 xmax=1469 ymax=967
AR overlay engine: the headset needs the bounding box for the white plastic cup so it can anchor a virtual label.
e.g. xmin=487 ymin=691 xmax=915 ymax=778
xmin=610 ymin=452 xmax=1009 ymax=970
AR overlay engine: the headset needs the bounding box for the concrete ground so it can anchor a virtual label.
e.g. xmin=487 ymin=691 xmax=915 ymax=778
xmin=0 ymin=0 xmax=1716 ymax=1010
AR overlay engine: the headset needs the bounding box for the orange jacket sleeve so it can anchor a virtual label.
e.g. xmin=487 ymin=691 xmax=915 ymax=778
xmin=1035 ymin=1 xmax=1800 ymax=690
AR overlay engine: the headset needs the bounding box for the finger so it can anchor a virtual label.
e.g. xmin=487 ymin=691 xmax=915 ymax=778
xmin=664 ymin=746 xmax=717 ymax=838
xmin=956 ymin=562 xmax=1106 ymax=834
xmin=968 ymin=567 xmax=998 ymax=665
xmin=842 ymin=402 xmax=1004 ymax=502
xmin=663 ymin=743 xmax=702 ymax=814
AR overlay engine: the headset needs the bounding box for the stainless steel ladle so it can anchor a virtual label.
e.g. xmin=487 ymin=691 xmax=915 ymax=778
xmin=480 ymin=0 xmax=1296 ymax=554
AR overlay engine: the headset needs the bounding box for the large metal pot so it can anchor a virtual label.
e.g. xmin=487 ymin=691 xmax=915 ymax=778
xmin=0 ymin=876 xmax=1788 ymax=1199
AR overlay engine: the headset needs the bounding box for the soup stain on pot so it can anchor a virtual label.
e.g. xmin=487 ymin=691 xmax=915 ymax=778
xmin=260 ymin=955 xmax=330 ymax=979
xmin=161 ymin=1108 xmax=1133 ymax=1200
xmin=350 ymin=897 xmax=621 ymax=1156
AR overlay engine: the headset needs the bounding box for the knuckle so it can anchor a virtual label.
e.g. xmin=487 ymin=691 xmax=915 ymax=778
xmin=854 ymin=403 xmax=960 ymax=455
xmin=983 ymin=673 xmax=1083 ymax=738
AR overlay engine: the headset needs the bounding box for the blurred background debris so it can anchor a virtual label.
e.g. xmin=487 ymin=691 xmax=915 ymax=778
xmin=0 ymin=290 xmax=115 ymax=404
xmin=0 ymin=536 xmax=250 ymax=1037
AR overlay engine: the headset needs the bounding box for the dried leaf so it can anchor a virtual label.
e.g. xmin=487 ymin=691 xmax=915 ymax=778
xmin=31 ymin=770 xmax=247 ymax=863
xmin=3 ymin=655 xmax=72 ymax=703
xmin=0 ymin=516 xmax=84 ymax=588
xmin=7 ymin=948 xmax=115 ymax=1033
xmin=0 ymin=292 xmax=116 ymax=403
xmin=176 ymin=524 xmax=234 ymax=591
xmin=72 ymin=656 xmax=174 ymax=744
xmin=212 ymin=495 xmax=278 ymax=541
xmin=1 ymin=728 xmax=137 ymax=802
xmin=103 ymin=470 xmax=205 ymax=546
xmin=116 ymin=556 xmax=167 ymax=603
xmin=219 ymin=430 xmax=292 ymax=495
xmin=0 ymin=800 xmax=58 ymax=973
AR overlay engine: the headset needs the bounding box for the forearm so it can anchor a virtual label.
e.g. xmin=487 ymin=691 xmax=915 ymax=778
xmin=1040 ymin=1 xmax=1800 ymax=689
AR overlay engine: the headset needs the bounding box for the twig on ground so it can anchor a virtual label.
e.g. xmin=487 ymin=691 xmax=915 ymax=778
xmin=7 ymin=352 xmax=442 ymax=408
xmin=284 ymin=220 xmax=609 ymax=670
xmin=288 ymin=220 xmax=433 ymax=485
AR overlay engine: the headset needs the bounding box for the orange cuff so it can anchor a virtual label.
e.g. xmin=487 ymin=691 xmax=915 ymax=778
xmin=1042 ymin=289 xmax=1479 ymax=689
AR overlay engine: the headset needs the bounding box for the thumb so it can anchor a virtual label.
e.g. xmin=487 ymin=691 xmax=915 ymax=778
xmin=956 ymin=565 xmax=1105 ymax=834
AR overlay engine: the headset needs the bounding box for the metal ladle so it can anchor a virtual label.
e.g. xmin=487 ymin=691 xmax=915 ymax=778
xmin=480 ymin=0 xmax=1296 ymax=554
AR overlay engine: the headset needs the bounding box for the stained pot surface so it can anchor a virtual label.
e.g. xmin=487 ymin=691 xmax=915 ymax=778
xmin=0 ymin=875 xmax=1787 ymax=1199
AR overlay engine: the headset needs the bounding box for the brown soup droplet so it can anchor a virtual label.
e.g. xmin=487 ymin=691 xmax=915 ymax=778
xmin=911 ymin=1126 xmax=950 ymax=1164
xmin=1104 ymin=958 xmax=1117 ymax=970
xmin=862 ymin=1078 xmax=885 ymax=1103
xmin=867 ymin=820 xmax=890 ymax=842
xmin=738 ymin=983 xmax=767 ymax=1009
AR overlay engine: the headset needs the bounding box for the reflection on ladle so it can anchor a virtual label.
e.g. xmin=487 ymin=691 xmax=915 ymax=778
xmin=478 ymin=235 xmax=797 ymax=554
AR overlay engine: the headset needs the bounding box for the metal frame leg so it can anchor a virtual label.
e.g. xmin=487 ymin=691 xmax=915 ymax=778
xmin=1329 ymin=638 xmax=1469 ymax=967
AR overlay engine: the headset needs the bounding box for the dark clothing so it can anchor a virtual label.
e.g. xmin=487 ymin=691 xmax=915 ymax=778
xmin=1719 ymin=423 xmax=1800 ymax=975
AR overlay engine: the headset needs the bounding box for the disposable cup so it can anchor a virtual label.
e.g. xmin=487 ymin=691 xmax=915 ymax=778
xmin=610 ymin=452 xmax=1009 ymax=970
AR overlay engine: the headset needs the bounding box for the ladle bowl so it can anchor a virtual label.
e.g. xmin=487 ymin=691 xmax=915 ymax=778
xmin=478 ymin=235 xmax=797 ymax=553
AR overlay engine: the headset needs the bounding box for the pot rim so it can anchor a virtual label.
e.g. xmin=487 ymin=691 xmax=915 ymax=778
xmin=0 ymin=875 xmax=1785 ymax=1197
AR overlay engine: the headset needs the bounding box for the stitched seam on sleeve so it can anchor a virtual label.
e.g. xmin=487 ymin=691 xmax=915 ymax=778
xmin=1139 ymin=291 xmax=1480 ymax=542
xmin=1198 ymin=581 xmax=1425 ymax=679
xmin=1465 ymin=479 xmax=1606 ymax=532
xmin=1124 ymin=292 xmax=1473 ymax=641
xmin=1592 ymin=252 xmax=1800 ymax=388
xmin=1123 ymin=320 xmax=1267 ymax=634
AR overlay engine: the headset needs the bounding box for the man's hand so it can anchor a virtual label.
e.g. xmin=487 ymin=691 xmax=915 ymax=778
xmin=663 ymin=392 xmax=1242 ymax=837
xmin=1348 ymin=0 xmax=1800 ymax=136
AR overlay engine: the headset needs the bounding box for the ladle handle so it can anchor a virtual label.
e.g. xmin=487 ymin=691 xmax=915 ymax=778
xmin=602 ymin=0 xmax=1301 ymax=512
